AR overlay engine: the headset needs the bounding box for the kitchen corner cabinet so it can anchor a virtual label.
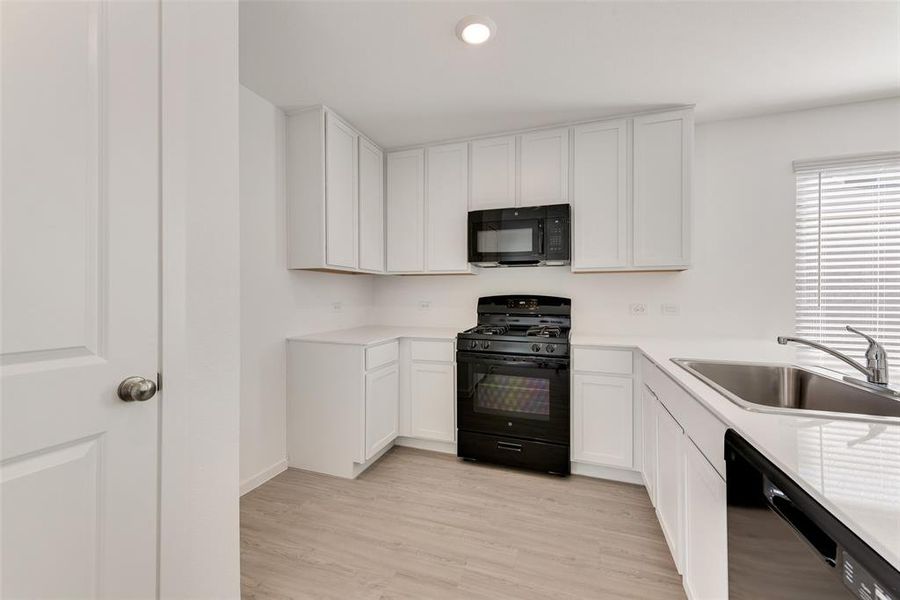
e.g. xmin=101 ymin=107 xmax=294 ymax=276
xmin=572 ymin=374 xmax=633 ymax=468
xmin=386 ymin=149 xmax=425 ymax=272
xmin=571 ymin=108 xmax=692 ymax=272
xmin=286 ymin=106 xmax=383 ymax=273
xmin=358 ymin=138 xmax=385 ymax=272
xmin=365 ymin=363 xmax=399 ymax=460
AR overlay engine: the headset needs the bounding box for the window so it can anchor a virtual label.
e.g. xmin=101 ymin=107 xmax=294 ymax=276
xmin=794 ymin=153 xmax=900 ymax=369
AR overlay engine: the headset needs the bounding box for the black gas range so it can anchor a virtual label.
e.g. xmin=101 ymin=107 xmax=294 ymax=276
xmin=456 ymin=295 xmax=571 ymax=475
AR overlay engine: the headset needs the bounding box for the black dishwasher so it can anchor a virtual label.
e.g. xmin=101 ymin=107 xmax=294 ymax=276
xmin=725 ymin=430 xmax=899 ymax=600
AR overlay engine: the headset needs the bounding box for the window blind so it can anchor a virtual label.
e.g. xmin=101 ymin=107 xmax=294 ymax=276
xmin=794 ymin=155 xmax=900 ymax=370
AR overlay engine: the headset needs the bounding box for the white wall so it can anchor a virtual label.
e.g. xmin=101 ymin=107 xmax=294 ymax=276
xmin=239 ymin=87 xmax=375 ymax=491
xmin=374 ymin=97 xmax=900 ymax=339
xmin=160 ymin=1 xmax=241 ymax=597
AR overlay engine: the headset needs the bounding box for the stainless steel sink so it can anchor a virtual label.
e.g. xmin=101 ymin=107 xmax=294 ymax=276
xmin=671 ymin=358 xmax=900 ymax=421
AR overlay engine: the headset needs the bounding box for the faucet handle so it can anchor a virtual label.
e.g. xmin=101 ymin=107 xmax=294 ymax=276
xmin=846 ymin=325 xmax=881 ymax=348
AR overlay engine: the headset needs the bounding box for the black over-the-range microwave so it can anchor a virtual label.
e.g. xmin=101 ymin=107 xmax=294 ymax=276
xmin=467 ymin=204 xmax=570 ymax=267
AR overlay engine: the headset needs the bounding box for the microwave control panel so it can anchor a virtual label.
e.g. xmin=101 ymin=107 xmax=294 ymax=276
xmin=546 ymin=217 xmax=569 ymax=258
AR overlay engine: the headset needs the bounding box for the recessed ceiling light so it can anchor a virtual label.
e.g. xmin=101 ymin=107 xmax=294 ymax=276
xmin=456 ymin=16 xmax=496 ymax=45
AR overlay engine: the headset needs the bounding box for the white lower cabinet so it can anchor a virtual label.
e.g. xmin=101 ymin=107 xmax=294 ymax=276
xmin=410 ymin=362 xmax=455 ymax=442
xmin=641 ymin=384 xmax=658 ymax=505
xmin=684 ymin=439 xmax=728 ymax=600
xmin=572 ymin=373 xmax=633 ymax=468
xmin=365 ymin=363 xmax=399 ymax=460
xmin=655 ymin=398 xmax=685 ymax=574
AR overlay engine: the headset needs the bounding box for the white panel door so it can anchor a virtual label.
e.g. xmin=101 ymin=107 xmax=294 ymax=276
xmin=684 ymin=439 xmax=728 ymax=600
xmin=469 ymin=136 xmax=516 ymax=210
xmin=572 ymin=120 xmax=628 ymax=270
xmin=426 ymin=143 xmax=469 ymax=272
xmin=386 ymin=149 xmax=425 ymax=272
xmin=633 ymin=109 xmax=692 ymax=268
xmin=365 ymin=364 xmax=399 ymax=460
xmin=656 ymin=398 xmax=685 ymax=574
xmin=572 ymin=374 xmax=633 ymax=468
xmin=1 ymin=2 xmax=159 ymax=598
xmin=358 ymin=137 xmax=384 ymax=272
xmin=410 ymin=362 xmax=455 ymax=442
xmin=519 ymin=128 xmax=569 ymax=207
xmin=641 ymin=385 xmax=658 ymax=506
xmin=325 ymin=112 xmax=359 ymax=269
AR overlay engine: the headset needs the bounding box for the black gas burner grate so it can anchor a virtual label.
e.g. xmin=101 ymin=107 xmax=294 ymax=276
xmin=525 ymin=326 xmax=562 ymax=338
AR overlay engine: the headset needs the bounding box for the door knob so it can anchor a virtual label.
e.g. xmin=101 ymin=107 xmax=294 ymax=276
xmin=117 ymin=376 xmax=157 ymax=402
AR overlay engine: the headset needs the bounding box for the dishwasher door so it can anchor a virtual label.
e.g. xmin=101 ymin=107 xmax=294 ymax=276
xmin=725 ymin=430 xmax=899 ymax=600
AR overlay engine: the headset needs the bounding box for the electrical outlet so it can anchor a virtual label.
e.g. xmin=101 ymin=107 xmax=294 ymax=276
xmin=418 ymin=300 xmax=432 ymax=311
xmin=629 ymin=303 xmax=647 ymax=316
xmin=332 ymin=301 xmax=343 ymax=312
xmin=661 ymin=303 xmax=680 ymax=316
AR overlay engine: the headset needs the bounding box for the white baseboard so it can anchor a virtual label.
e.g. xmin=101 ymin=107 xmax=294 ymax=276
xmin=394 ymin=436 xmax=457 ymax=455
xmin=571 ymin=461 xmax=644 ymax=485
xmin=240 ymin=458 xmax=288 ymax=496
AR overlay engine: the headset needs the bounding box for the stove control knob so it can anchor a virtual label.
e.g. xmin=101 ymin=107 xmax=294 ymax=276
xmin=482 ymin=340 xmax=491 ymax=349
xmin=531 ymin=343 xmax=542 ymax=352
xmin=469 ymin=340 xmax=478 ymax=349
xmin=546 ymin=344 xmax=556 ymax=353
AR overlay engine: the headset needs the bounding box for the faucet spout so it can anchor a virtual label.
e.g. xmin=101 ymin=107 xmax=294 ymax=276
xmin=777 ymin=327 xmax=889 ymax=386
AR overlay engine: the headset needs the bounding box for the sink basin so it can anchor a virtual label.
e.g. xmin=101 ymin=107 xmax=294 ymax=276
xmin=671 ymin=358 xmax=900 ymax=421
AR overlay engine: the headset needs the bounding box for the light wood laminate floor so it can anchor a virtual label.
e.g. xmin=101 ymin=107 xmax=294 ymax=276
xmin=240 ymin=447 xmax=685 ymax=600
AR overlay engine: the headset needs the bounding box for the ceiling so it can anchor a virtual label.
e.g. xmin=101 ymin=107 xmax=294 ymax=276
xmin=239 ymin=1 xmax=900 ymax=149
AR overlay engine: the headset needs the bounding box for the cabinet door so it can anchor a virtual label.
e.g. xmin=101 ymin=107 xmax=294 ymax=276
xmin=684 ymin=439 xmax=728 ymax=600
xmin=426 ymin=143 xmax=468 ymax=272
xmin=386 ymin=149 xmax=425 ymax=272
xmin=572 ymin=374 xmax=633 ymax=468
xmin=633 ymin=109 xmax=692 ymax=268
xmin=325 ymin=112 xmax=358 ymax=269
xmin=642 ymin=384 xmax=658 ymax=506
xmin=358 ymin=137 xmax=384 ymax=272
xmin=519 ymin=128 xmax=569 ymax=207
xmin=571 ymin=120 xmax=628 ymax=270
xmin=410 ymin=362 xmax=455 ymax=442
xmin=655 ymin=398 xmax=684 ymax=573
xmin=365 ymin=363 xmax=399 ymax=460
xmin=469 ymin=136 xmax=516 ymax=210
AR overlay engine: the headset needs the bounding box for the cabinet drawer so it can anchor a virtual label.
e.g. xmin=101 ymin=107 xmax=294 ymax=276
xmin=574 ymin=347 xmax=633 ymax=375
xmin=366 ymin=341 xmax=399 ymax=371
xmin=410 ymin=340 xmax=454 ymax=363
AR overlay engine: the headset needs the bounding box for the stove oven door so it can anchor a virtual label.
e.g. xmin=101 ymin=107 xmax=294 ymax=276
xmin=456 ymin=352 xmax=570 ymax=445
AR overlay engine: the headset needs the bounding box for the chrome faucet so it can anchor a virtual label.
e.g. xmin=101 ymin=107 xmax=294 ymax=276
xmin=777 ymin=326 xmax=889 ymax=386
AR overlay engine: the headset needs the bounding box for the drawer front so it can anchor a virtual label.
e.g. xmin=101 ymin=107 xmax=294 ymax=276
xmin=642 ymin=356 xmax=727 ymax=477
xmin=574 ymin=347 xmax=633 ymax=375
xmin=410 ymin=340 xmax=454 ymax=363
xmin=366 ymin=341 xmax=399 ymax=371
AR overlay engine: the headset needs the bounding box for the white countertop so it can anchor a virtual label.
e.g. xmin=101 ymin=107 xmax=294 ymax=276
xmin=289 ymin=325 xmax=900 ymax=569
xmin=288 ymin=325 xmax=462 ymax=346
xmin=572 ymin=332 xmax=900 ymax=571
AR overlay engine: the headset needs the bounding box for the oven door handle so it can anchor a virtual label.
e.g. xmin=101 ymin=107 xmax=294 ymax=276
xmin=456 ymin=352 xmax=568 ymax=369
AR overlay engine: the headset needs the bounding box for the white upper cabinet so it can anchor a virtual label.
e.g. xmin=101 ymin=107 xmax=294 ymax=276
xmin=519 ymin=128 xmax=569 ymax=207
xmin=324 ymin=113 xmax=359 ymax=269
xmin=469 ymin=135 xmax=517 ymax=210
xmin=386 ymin=148 xmax=425 ymax=272
xmin=287 ymin=106 xmax=382 ymax=273
xmin=571 ymin=120 xmax=628 ymax=270
xmin=358 ymin=137 xmax=384 ymax=272
xmin=426 ymin=143 xmax=469 ymax=272
xmin=633 ymin=109 xmax=692 ymax=268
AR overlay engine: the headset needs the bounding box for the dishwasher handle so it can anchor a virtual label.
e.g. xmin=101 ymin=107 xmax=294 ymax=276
xmin=763 ymin=477 xmax=838 ymax=567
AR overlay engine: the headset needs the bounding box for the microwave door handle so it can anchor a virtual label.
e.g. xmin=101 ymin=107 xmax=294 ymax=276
xmin=538 ymin=221 xmax=544 ymax=253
